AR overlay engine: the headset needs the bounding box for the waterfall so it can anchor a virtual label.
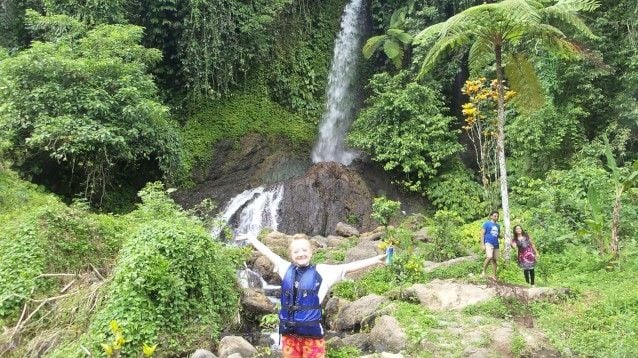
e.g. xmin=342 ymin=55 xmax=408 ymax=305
xmin=213 ymin=185 xmax=284 ymax=240
xmin=311 ymin=0 xmax=365 ymax=165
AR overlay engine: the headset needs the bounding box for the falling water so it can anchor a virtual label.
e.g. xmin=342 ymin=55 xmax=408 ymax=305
xmin=311 ymin=0 xmax=365 ymax=165
xmin=212 ymin=185 xmax=284 ymax=240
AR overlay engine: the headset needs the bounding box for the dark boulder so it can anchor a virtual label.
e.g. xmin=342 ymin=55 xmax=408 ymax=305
xmin=278 ymin=162 xmax=375 ymax=236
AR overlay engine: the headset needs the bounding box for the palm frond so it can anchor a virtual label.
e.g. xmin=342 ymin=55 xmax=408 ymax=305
xmin=505 ymin=53 xmax=545 ymax=114
xmin=418 ymin=31 xmax=472 ymax=79
xmin=549 ymin=0 xmax=600 ymax=13
xmin=530 ymin=23 xmax=583 ymax=58
xmin=362 ymin=35 xmax=387 ymax=59
xmin=540 ymin=0 xmax=599 ymax=39
xmin=389 ymin=7 xmax=407 ymax=28
xmin=468 ymin=38 xmax=495 ymax=77
xmin=384 ymin=39 xmax=403 ymax=63
xmin=414 ymin=22 xmax=445 ymax=45
xmin=387 ymin=28 xmax=413 ymax=44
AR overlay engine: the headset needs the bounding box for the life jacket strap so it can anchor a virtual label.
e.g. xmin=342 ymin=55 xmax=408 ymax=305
xmin=283 ymin=320 xmax=322 ymax=327
xmin=282 ymin=304 xmax=322 ymax=311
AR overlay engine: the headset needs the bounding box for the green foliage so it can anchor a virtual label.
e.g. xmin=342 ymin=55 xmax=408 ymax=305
xmin=363 ymin=7 xmax=413 ymax=69
xmin=327 ymin=345 xmax=361 ymax=358
xmin=85 ymin=183 xmax=242 ymax=357
xmin=371 ymin=196 xmax=401 ymax=228
xmin=533 ymin=243 xmax=638 ymax=357
xmin=0 ymin=169 xmax=126 ymax=319
xmin=392 ymin=301 xmax=437 ymax=344
xmin=0 ymin=16 xmax=181 ymax=204
xmin=349 ymin=72 xmax=461 ymax=193
xmin=426 ymin=210 xmax=466 ymax=261
xmin=462 ymin=297 xmax=514 ymax=320
xmin=43 ymin=0 xmax=127 ymax=25
xmin=180 ymin=93 xmax=314 ymax=178
xmin=332 ymin=267 xmax=396 ymax=300
xmin=425 ymin=161 xmax=487 ymax=221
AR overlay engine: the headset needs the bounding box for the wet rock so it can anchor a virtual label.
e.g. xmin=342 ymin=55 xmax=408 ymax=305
xmin=360 ymin=353 xmax=404 ymax=358
xmin=278 ymin=162 xmax=375 ymax=236
xmin=345 ymin=240 xmax=382 ymax=263
xmin=369 ymin=315 xmax=407 ymax=353
xmin=404 ymin=280 xmax=497 ymax=310
xmin=191 ymin=349 xmax=217 ymax=358
xmin=324 ymin=297 xmax=350 ymax=330
xmin=262 ymin=231 xmax=292 ymax=257
xmin=241 ymin=289 xmax=276 ymax=314
xmin=342 ymin=332 xmax=372 ymax=352
xmin=493 ymin=285 xmax=570 ymax=303
xmin=218 ymin=336 xmax=256 ymax=358
xmin=359 ymin=226 xmax=386 ymax=241
xmin=252 ymin=255 xmax=279 ymax=284
xmin=334 ymin=294 xmax=388 ymax=332
xmin=413 ymin=227 xmax=431 ymax=242
xmin=336 ymin=222 xmax=359 ymax=237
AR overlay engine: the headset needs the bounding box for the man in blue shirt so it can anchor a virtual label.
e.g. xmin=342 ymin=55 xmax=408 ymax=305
xmin=480 ymin=210 xmax=500 ymax=278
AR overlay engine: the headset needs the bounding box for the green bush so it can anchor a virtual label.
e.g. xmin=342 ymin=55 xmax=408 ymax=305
xmin=84 ymin=184 xmax=243 ymax=356
xmin=180 ymin=93 xmax=314 ymax=179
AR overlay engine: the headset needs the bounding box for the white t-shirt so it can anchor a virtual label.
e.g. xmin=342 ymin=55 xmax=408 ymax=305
xmin=272 ymin=257 xmax=351 ymax=303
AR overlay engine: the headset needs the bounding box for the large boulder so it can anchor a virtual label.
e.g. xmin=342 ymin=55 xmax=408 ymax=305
xmin=334 ymin=294 xmax=389 ymax=332
xmin=345 ymin=240 xmax=382 ymax=263
xmin=278 ymin=162 xmax=375 ymax=236
xmin=217 ymin=336 xmax=256 ymax=358
xmin=191 ymin=349 xmax=217 ymax=358
xmin=324 ymin=297 xmax=350 ymax=331
xmin=252 ymin=254 xmax=279 ymax=284
xmin=241 ymin=288 xmax=276 ymax=314
xmin=404 ymin=280 xmax=497 ymax=310
xmin=369 ymin=315 xmax=407 ymax=353
xmin=335 ymin=222 xmax=359 ymax=237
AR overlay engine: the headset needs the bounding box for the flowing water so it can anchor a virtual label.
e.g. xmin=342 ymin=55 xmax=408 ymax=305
xmin=214 ymin=0 xmax=366 ymax=347
xmin=311 ymin=0 xmax=365 ymax=165
xmin=213 ymin=185 xmax=284 ymax=241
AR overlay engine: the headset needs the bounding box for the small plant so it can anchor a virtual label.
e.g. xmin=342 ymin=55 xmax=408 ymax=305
xmin=101 ymin=320 xmax=157 ymax=358
xmin=327 ymin=345 xmax=361 ymax=358
xmin=259 ymin=313 xmax=279 ymax=331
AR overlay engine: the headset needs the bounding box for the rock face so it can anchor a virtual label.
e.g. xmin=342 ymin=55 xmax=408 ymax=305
xmin=333 ymin=294 xmax=389 ymax=332
xmin=405 ymin=280 xmax=497 ymax=310
xmin=191 ymin=349 xmax=217 ymax=358
xmin=335 ymin=222 xmax=359 ymax=237
xmin=369 ymin=315 xmax=407 ymax=353
xmin=217 ymin=336 xmax=256 ymax=358
xmin=241 ymin=288 xmax=276 ymax=314
xmin=278 ymin=162 xmax=375 ymax=236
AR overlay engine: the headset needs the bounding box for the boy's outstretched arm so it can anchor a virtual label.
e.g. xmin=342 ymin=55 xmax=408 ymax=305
xmin=241 ymin=235 xmax=284 ymax=266
xmin=341 ymin=254 xmax=386 ymax=274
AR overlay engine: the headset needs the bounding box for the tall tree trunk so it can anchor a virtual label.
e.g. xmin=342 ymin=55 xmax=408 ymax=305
xmin=611 ymin=186 xmax=622 ymax=259
xmin=494 ymin=43 xmax=512 ymax=258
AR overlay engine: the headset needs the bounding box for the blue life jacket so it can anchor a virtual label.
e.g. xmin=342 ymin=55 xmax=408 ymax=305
xmin=279 ymin=264 xmax=323 ymax=337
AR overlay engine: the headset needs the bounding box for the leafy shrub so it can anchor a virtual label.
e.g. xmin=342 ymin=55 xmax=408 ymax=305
xmin=348 ymin=71 xmax=462 ymax=193
xmin=85 ymin=184 xmax=243 ymax=356
xmin=0 ymin=15 xmax=181 ymax=203
xmin=425 ymin=162 xmax=488 ymax=221
xmin=426 ymin=210 xmax=467 ymax=261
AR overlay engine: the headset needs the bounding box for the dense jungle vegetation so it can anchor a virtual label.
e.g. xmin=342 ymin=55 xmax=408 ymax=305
xmin=0 ymin=0 xmax=636 ymax=357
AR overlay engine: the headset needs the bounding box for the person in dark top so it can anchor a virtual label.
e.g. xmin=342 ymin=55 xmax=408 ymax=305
xmin=511 ymin=225 xmax=540 ymax=285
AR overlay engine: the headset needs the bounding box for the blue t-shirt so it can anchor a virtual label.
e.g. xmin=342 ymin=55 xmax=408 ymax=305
xmin=482 ymin=221 xmax=500 ymax=247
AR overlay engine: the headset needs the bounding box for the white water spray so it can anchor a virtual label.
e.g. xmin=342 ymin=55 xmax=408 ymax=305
xmin=311 ymin=0 xmax=365 ymax=165
xmin=213 ymin=185 xmax=283 ymax=240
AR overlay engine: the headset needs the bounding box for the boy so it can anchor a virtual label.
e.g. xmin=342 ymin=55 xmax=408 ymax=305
xmin=480 ymin=210 xmax=500 ymax=278
xmin=245 ymin=235 xmax=386 ymax=358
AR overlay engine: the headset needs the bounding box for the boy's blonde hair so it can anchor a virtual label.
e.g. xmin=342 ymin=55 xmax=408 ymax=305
xmin=288 ymin=237 xmax=312 ymax=254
